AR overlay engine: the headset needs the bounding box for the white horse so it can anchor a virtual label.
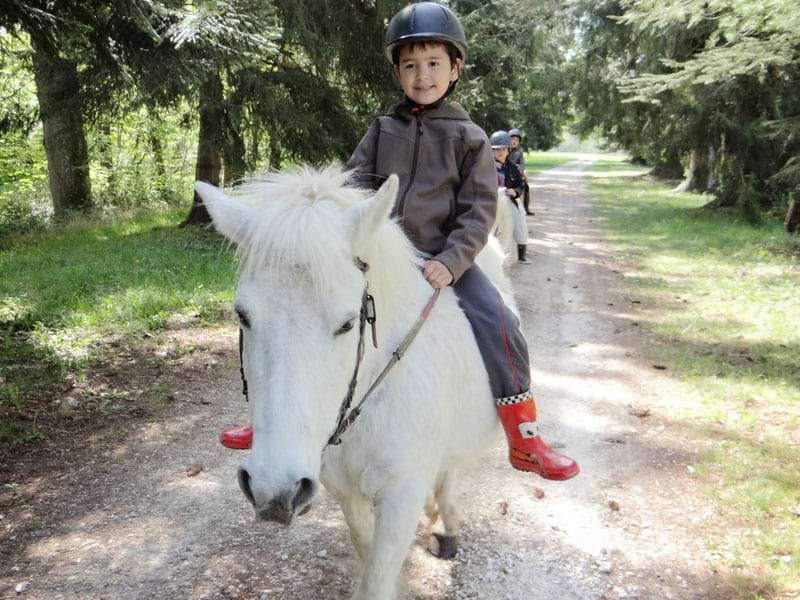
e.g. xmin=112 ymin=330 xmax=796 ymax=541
xmin=196 ymin=167 xmax=516 ymax=600
xmin=492 ymin=188 xmax=517 ymax=263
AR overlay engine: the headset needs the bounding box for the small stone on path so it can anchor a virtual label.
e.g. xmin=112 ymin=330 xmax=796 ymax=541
xmin=185 ymin=464 xmax=203 ymax=477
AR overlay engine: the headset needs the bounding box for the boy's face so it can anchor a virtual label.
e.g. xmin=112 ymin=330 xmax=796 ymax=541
xmin=494 ymin=147 xmax=510 ymax=163
xmin=511 ymin=136 xmax=520 ymax=148
xmin=394 ymin=42 xmax=461 ymax=106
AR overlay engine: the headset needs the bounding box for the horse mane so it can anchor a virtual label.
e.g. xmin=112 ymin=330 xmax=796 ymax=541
xmin=224 ymin=164 xmax=375 ymax=290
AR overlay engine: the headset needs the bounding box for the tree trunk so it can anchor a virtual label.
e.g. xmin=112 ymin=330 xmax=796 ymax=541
xmin=673 ymin=149 xmax=698 ymax=193
xmin=30 ymin=36 xmax=92 ymax=217
xmin=250 ymin=127 xmax=261 ymax=168
xmin=786 ymin=197 xmax=800 ymax=234
xmin=182 ymin=73 xmax=224 ymax=226
xmin=222 ymin=83 xmax=247 ymax=186
xmin=96 ymin=122 xmax=116 ymax=194
xmin=706 ymin=145 xmax=717 ymax=192
xmin=675 ymin=147 xmax=714 ymax=193
xmin=650 ymin=151 xmax=684 ymax=180
xmin=147 ymin=108 xmax=167 ymax=194
xmin=269 ymin=138 xmax=282 ymax=170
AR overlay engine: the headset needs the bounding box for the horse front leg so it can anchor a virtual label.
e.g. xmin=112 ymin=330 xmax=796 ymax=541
xmin=351 ymin=483 xmax=428 ymax=600
xmin=339 ymin=493 xmax=375 ymax=563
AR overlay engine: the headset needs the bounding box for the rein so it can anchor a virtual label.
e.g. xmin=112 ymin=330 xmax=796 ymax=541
xmin=326 ymin=259 xmax=440 ymax=448
xmin=236 ymin=257 xmax=440 ymax=450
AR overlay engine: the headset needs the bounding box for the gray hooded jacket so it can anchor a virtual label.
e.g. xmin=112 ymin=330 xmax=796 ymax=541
xmin=345 ymin=101 xmax=497 ymax=283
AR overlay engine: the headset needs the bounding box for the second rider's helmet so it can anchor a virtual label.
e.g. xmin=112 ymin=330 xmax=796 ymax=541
xmin=508 ymin=128 xmax=522 ymax=139
xmin=384 ymin=2 xmax=467 ymax=65
xmin=490 ymin=130 xmax=513 ymax=149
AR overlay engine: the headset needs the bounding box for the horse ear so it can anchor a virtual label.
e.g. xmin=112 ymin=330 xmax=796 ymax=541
xmin=349 ymin=174 xmax=399 ymax=252
xmin=194 ymin=181 xmax=252 ymax=246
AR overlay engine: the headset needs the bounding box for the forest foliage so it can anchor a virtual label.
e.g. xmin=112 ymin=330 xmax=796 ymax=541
xmin=0 ymin=0 xmax=798 ymax=233
xmin=570 ymin=0 xmax=800 ymax=221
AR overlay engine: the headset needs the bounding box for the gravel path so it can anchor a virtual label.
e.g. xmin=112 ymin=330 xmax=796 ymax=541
xmin=1 ymin=161 xmax=730 ymax=600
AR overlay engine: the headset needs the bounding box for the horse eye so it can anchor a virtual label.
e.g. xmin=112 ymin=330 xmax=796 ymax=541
xmin=334 ymin=320 xmax=355 ymax=336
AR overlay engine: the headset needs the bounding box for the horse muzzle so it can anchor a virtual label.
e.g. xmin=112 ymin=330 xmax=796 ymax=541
xmin=238 ymin=466 xmax=318 ymax=526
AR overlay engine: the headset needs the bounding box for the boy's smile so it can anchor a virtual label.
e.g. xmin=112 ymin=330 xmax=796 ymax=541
xmin=395 ymin=43 xmax=461 ymax=106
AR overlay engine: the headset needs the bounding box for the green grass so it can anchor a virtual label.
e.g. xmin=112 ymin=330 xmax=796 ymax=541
xmin=523 ymin=151 xmax=585 ymax=176
xmin=588 ymin=158 xmax=800 ymax=597
xmin=0 ymin=206 xmax=236 ymax=416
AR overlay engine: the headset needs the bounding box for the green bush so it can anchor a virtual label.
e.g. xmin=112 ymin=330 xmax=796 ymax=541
xmin=0 ymin=183 xmax=51 ymax=242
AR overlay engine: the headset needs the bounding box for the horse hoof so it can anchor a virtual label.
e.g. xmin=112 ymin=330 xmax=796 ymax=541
xmin=429 ymin=533 xmax=459 ymax=560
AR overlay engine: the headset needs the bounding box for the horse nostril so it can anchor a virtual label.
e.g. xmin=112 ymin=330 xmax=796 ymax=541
xmin=292 ymin=477 xmax=317 ymax=512
xmin=237 ymin=467 xmax=255 ymax=506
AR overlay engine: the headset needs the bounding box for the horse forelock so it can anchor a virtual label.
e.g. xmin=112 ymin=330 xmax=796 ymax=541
xmin=229 ymin=165 xmax=371 ymax=290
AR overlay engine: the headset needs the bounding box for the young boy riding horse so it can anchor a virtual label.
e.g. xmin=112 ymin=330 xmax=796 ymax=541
xmin=219 ymin=1 xmax=579 ymax=482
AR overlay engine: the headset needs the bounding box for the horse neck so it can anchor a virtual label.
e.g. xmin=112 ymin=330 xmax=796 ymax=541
xmin=363 ymin=223 xmax=432 ymax=346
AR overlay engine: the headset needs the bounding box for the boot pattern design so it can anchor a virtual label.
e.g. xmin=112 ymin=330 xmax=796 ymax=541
xmin=518 ymin=421 xmax=539 ymax=439
xmin=496 ymin=391 xmax=533 ymax=406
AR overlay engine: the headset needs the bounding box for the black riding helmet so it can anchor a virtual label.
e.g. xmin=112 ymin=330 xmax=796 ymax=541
xmin=490 ymin=130 xmax=513 ymax=149
xmin=384 ymin=2 xmax=468 ymax=65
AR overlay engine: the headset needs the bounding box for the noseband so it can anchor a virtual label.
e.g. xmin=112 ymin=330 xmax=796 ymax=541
xmin=237 ymin=256 xmax=439 ymax=450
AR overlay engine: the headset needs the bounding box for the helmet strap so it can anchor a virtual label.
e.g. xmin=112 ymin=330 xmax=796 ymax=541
xmin=442 ymin=59 xmax=463 ymax=100
xmin=442 ymin=79 xmax=458 ymax=99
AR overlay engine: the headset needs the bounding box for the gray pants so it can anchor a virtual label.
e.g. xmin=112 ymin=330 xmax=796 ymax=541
xmin=453 ymin=265 xmax=531 ymax=400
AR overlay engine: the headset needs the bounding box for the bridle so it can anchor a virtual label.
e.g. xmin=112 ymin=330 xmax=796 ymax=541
xmin=237 ymin=256 xmax=440 ymax=450
xmin=326 ymin=256 xmax=377 ymax=447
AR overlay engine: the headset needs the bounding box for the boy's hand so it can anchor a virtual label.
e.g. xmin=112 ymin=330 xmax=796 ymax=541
xmin=423 ymin=260 xmax=453 ymax=288
xmin=505 ymin=188 xmax=518 ymax=198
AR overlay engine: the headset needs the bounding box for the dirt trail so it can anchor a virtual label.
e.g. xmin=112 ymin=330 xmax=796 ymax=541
xmin=1 ymin=160 xmax=729 ymax=600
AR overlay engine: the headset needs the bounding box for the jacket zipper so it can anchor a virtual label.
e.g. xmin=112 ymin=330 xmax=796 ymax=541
xmin=396 ymin=114 xmax=424 ymax=218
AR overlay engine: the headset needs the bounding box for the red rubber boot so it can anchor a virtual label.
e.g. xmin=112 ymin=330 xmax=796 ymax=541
xmin=220 ymin=425 xmax=253 ymax=449
xmin=496 ymin=394 xmax=579 ymax=480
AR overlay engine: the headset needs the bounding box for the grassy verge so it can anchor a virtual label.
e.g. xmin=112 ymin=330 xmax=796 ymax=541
xmin=524 ymin=151 xmax=586 ymax=175
xmin=0 ymin=207 xmax=236 ymax=443
xmin=587 ymin=158 xmax=800 ymax=597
